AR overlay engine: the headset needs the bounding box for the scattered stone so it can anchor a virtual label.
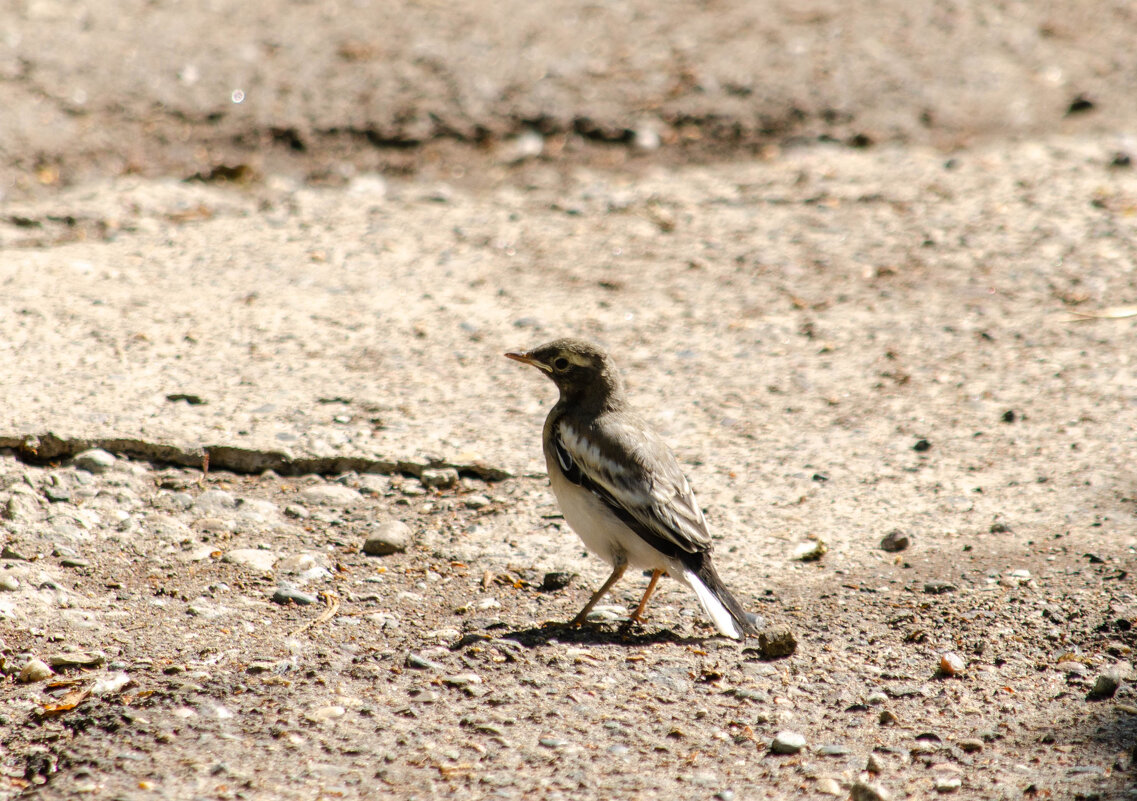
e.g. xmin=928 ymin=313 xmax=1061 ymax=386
xmin=464 ymin=493 xmax=492 ymax=509
xmin=0 ymin=574 xmax=19 ymax=592
xmin=300 ymin=484 xmax=362 ymax=507
xmin=443 ymin=672 xmax=482 ymax=688
xmin=912 ymin=439 xmax=931 ymax=452
xmin=934 ymin=776 xmax=962 ymax=793
xmin=193 ymin=490 xmax=238 ymax=515
xmin=272 ymin=585 xmax=318 ymax=605
xmin=866 ymin=753 xmax=885 ymax=773
xmin=880 ymin=530 xmax=910 ymax=552
xmin=817 ymin=744 xmax=850 ymax=756
xmin=48 ymin=651 xmax=105 ymax=669
xmin=539 ymin=737 xmax=569 ymax=749
xmin=851 ymin=781 xmax=891 ymax=801
xmin=879 ymin=709 xmax=899 ymax=725
xmin=539 ymin=571 xmax=576 ymax=592
xmin=18 ymin=659 xmax=52 ymax=683
xmin=770 ymin=731 xmax=807 ymax=755
xmin=60 ymin=557 xmax=91 ymax=568
xmin=817 ymin=777 xmax=843 ymax=796
xmin=939 ymin=652 xmax=966 ymax=676
xmin=92 ymin=672 xmax=132 ymax=695
xmin=222 ymin=549 xmax=278 ymax=573
xmin=756 ymin=625 xmax=797 ymax=658
xmin=420 ymin=468 xmax=459 ymax=489
xmin=1087 ymin=667 xmax=1124 ymax=700
xmin=245 ymin=661 xmax=275 ymax=674
xmin=1005 ymin=569 xmax=1032 ymax=585
xmin=305 ymin=705 xmax=345 ymax=723
xmin=362 ymin=520 xmax=412 ymax=555
xmin=283 ymin=504 xmax=309 ymax=519
xmin=958 ymin=738 xmax=984 ymax=753
xmin=1 ymin=545 xmax=31 ymax=561
xmin=43 ymin=485 xmax=72 ymax=503
xmin=73 ymin=449 xmax=116 ymax=473
xmin=866 ymin=691 xmax=889 ymax=705
xmin=406 ymin=652 xmax=445 ymax=671
xmin=923 ymin=581 xmax=957 ymax=595
xmin=793 ymin=539 xmax=828 ymax=561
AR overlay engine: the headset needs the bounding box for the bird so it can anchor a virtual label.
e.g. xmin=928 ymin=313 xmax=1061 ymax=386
xmin=505 ymin=337 xmax=758 ymax=639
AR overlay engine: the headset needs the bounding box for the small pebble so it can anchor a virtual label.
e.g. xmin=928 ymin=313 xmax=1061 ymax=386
xmin=362 ymin=520 xmax=412 ymax=555
xmin=0 ymin=574 xmax=19 ymax=592
xmin=770 ymin=731 xmax=806 ymax=755
xmin=757 ymin=625 xmax=797 ymax=658
xmin=539 ymin=737 xmax=568 ymax=749
xmin=793 ymin=539 xmax=827 ymax=561
xmin=923 ymin=581 xmax=957 ymax=595
xmin=958 ymin=739 xmax=984 ymax=753
xmin=939 ymin=652 xmax=966 ymax=676
xmin=73 ymin=448 xmax=116 ymax=474
xmin=934 ymin=777 xmax=962 ymax=793
xmin=300 ymin=484 xmax=362 ymax=507
xmin=272 ymin=585 xmax=318 ymax=605
xmin=866 ymin=691 xmax=889 ymax=705
xmin=443 ymin=672 xmax=482 ymax=688
xmin=48 ymin=651 xmax=105 ymax=669
xmin=850 ymin=781 xmax=891 ymax=801
xmin=878 ymin=709 xmax=899 ymax=726
xmin=879 ymin=530 xmax=910 ymax=552
xmin=817 ymin=744 xmax=850 ymax=756
xmin=406 ymin=652 xmax=445 ymax=671
xmin=284 ymin=504 xmax=309 ymax=519
xmin=463 ymin=494 xmax=491 ymax=509
xmin=539 ymin=571 xmax=575 ymax=592
xmin=420 ymin=468 xmax=459 ymax=489
xmin=305 ymin=705 xmax=345 ymax=723
xmin=866 ymin=753 xmax=885 ymax=773
xmin=18 ymin=658 xmax=52 ymax=683
xmin=223 ymin=549 xmax=278 ymax=573
xmin=1087 ymin=667 xmax=1124 ymax=700
xmin=817 ymin=777 xmax=843 ymax=796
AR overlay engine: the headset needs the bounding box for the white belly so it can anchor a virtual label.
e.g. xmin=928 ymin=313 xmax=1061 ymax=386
xmin=547 ymin=461 xmax=672 ymax=572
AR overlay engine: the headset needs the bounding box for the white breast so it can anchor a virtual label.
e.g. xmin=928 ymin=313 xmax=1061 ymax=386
xmin=547 ymin=458 xmax=673 ymax=572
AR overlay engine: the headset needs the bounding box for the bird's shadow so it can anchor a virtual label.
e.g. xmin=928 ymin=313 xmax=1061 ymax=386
xmin=491 ymin=621 xmax=711 ymax=648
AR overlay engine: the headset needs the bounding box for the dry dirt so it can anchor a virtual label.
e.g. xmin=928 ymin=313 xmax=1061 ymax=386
xmin=2 ymin=2 xmax=1137 ymax=800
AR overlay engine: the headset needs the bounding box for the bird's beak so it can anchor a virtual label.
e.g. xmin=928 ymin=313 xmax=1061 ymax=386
xmin=505 ymin=350 xmax=552 ymax=372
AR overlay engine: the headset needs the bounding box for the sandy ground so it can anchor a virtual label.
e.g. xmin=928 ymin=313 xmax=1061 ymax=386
xmin=3 ymin=2 xmax=1137 ymax=800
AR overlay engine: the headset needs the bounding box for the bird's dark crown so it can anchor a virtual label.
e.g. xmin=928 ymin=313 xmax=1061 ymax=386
xmin=505 ymin=338 xmax=626 ymax=409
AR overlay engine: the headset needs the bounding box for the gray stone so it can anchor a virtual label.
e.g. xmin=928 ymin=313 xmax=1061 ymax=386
xmin=283 ymin=504 xmax=309 ymax=519
xmin=73 ymin=449 xmax=116 ymax=474
xmin=851 ymin=782 xmax=891 ymax=801
xmin=48 ymin=651 xmax=106 ymax=669
xmin=193 ymin=489 xmax=238 ymax=515
xmin=463 ymin=493 xmax=491 ymax=509
xmin=273 ymin=584 xmax=318 ymax=605
xmin=406 ymin=652 xmax=445 ymax=671
xmin=300 ymin=484 xmax=362 ymax=507
xmin=420 ymin=468 xmax=459 ymax=489
xmin=0 ymin=574 xmax=19 ymax=592
xmin=880 ymin=530 xmax=910 ymax=552
xmin=934 ymin=777 xmax=961 ymax=793
xmin=923 ymin=581 xmax=957 ymax=594
xmin=770 ymin=731 xmax=807 ymax=754
xmin=18 ymin=658 xmax=52 ymax=683
xmin=363 ymin=520 xmax=412 ymax=556
xmin=223 ymin=548 xmax=278 ymax=572
xmin=1087 ymin=667 xmax=1124 ymax=700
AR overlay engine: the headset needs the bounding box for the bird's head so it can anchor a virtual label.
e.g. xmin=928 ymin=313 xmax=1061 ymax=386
xmin=505 ymin=338 xmax=625 ymax=408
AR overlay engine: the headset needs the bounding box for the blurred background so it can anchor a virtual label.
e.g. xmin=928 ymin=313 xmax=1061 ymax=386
xmin=3 ymin=0 xmax=1135 ymax=197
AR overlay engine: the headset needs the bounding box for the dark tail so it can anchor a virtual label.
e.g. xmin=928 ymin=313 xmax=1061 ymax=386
xmin=681 ymin=552 xmax=759 ymax=639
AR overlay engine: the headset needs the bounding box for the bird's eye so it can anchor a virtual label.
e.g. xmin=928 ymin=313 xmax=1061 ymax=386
xmin=553 ymin=357 xmax=569 ymax=371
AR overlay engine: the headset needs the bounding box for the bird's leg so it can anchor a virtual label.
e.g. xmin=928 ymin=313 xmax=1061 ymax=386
xmin=570 ymin=562 xmax=627 ymax=626
xmin=628 ymin=569 xmax=664 ymax=623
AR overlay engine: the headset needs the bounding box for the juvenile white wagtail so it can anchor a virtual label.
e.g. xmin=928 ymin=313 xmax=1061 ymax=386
xmin=506 ymin=338 xmax=758 ymax=639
